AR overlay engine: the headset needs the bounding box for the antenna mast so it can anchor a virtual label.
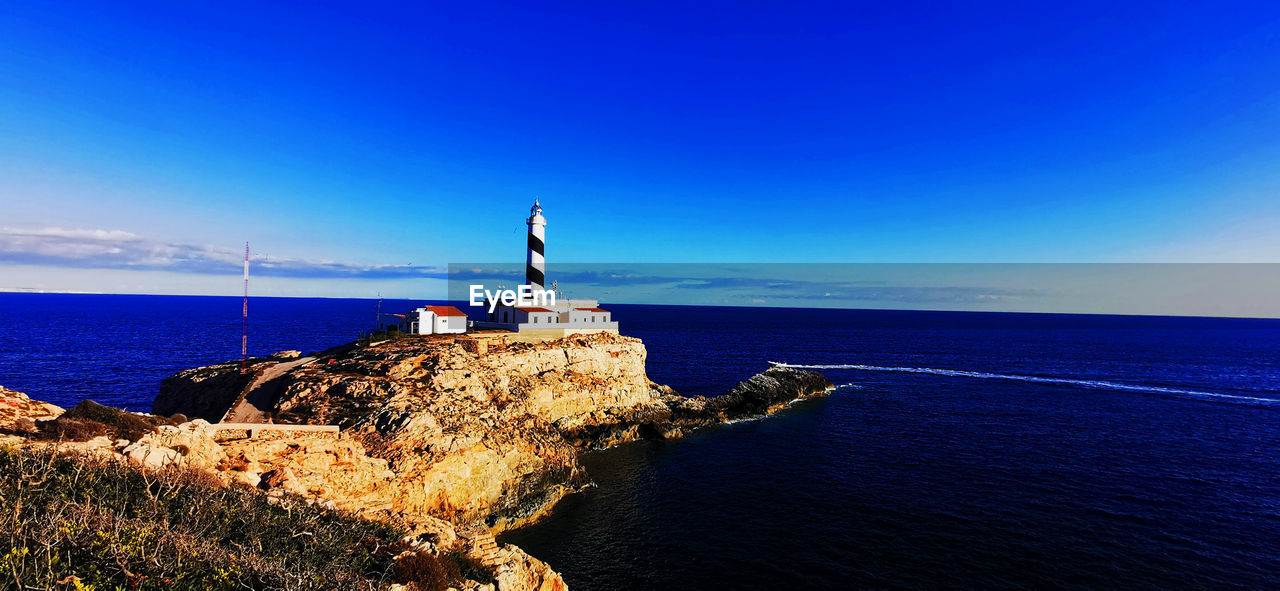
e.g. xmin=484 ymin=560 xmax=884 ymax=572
xmin=241 ymin=242 xmax=249 ymax=374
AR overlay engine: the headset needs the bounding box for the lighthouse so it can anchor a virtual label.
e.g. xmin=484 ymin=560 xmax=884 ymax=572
xmin=526 ymin=200 xmax=546 ymax=291
xmin=470 ymin=199 xmax=618 ymax=337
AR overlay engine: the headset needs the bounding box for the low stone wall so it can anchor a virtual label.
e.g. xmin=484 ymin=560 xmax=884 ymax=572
xmin=470 ymin=327 xmax=620 ymax=343
xmin=211 ymin=423 xmax=340 ymax=442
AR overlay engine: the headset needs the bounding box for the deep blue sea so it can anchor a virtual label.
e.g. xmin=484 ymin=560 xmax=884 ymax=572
xmin=3 ymin=293 xmax=1279 ymax=589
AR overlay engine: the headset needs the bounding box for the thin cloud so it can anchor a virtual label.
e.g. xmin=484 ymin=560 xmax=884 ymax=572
xmin=446 ymin=263 xmax=1043 ymax=304
xmin=0 ymin=227 xmax=449 ymax=279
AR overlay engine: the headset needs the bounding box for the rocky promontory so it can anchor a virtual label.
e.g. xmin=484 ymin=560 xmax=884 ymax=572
xmin=4 ymin=332 xmax=830 ymax=590
xmin=157 ymin=333 xmax=830 ymax=531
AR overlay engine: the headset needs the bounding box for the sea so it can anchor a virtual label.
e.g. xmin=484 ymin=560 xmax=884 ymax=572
xmin=2 ymin=293 xmax=1279 ymax=589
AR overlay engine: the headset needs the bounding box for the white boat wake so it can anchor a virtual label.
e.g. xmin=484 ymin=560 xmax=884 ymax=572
xmin=771 ymin=362 xmax=1279 ymax=406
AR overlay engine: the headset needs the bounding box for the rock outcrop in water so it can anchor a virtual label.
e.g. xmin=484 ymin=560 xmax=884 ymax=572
xmin=5 ymin=332 xmax=830 ymax=590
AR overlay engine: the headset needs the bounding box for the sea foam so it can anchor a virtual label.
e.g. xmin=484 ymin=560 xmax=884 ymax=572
xmin=772 ymin=362 xmax=1280 ymax=407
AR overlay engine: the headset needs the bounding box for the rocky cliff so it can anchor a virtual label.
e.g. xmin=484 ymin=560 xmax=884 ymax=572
xmin=3 ymin=332 xmax=830 ymax=590
xmin=157 ymin=332 xmax=831 ymax=535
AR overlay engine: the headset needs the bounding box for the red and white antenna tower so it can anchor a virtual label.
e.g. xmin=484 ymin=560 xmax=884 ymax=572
xmin=241 ymin=242 xmax=249 ymax=374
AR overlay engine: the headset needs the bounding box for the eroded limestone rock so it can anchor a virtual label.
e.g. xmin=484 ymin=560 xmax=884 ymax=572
xmin=144 ymin=332 xmax=831 ymax=590
xmin=0 ymin=385 xmax=63 ymax=431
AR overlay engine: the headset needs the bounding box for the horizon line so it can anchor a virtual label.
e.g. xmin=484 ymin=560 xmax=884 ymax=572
xmin=4 ymin=288 xmax=1280 ymax=322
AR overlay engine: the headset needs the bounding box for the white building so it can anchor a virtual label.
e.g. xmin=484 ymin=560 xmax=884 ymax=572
xmin=410 ymin=305 xmax=468 ymax=334
xmin=478 ymin=299 xmax=618 ymax=333
xmin=515 ymin=306 xmax=558 ymax=326
xmin=472 ymin=201 xmax=620 ymax=336
xmin=566 ymin=307 xmax=611 ymax=325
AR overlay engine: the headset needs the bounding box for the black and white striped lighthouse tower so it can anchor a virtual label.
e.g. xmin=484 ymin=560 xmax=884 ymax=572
xmin=526 ymin=200 xmax=546 ymax=291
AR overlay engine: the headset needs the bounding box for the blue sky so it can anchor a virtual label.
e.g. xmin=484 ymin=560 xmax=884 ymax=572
xmin=2 ymin=1 xmax=1279 ymax=300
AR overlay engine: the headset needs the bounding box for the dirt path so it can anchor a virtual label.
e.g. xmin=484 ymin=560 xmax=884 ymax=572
xmin=223 ymin=356 xmax=315 ymax=423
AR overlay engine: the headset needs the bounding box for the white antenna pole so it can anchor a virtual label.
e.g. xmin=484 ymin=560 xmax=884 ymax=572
xmin=241 ymin=242 xmax=249 ymax=374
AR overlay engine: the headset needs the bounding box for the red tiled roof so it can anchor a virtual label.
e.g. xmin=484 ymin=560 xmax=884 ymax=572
xmin=574 ymin=308 xmax=609 ymax=313
xmin=516 ymin=307 xmax=555 ymax=313
xmin=425 ymin=305 xmax=467 ymax=317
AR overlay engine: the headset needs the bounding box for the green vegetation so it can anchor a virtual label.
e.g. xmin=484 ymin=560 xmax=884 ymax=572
xmin=29 ymin=400 xmax=185 ymax=443
xmin=357 ymin=328 xmax=417 ymax=348
xmin=0 ymin=446 xmax=475 ymax=590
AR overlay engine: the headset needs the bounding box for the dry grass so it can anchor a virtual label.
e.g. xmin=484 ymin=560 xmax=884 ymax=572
xmin=0 ymin=446 xmax=411 ymax=590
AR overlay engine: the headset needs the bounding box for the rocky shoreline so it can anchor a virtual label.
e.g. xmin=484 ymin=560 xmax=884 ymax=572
xmin=3 ymin=332 xmax=831 ymax=590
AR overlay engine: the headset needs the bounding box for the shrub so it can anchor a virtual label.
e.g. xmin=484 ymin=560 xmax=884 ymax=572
xmin=30 ymin=417 xmax=108 ymax=442
xmin=0 ymin=446 xmax=409 ymax=590
xmin=393 ymin=551 xmax=461 ymax=591
xmin=59 ymin=399 xmax=179 ymax=441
